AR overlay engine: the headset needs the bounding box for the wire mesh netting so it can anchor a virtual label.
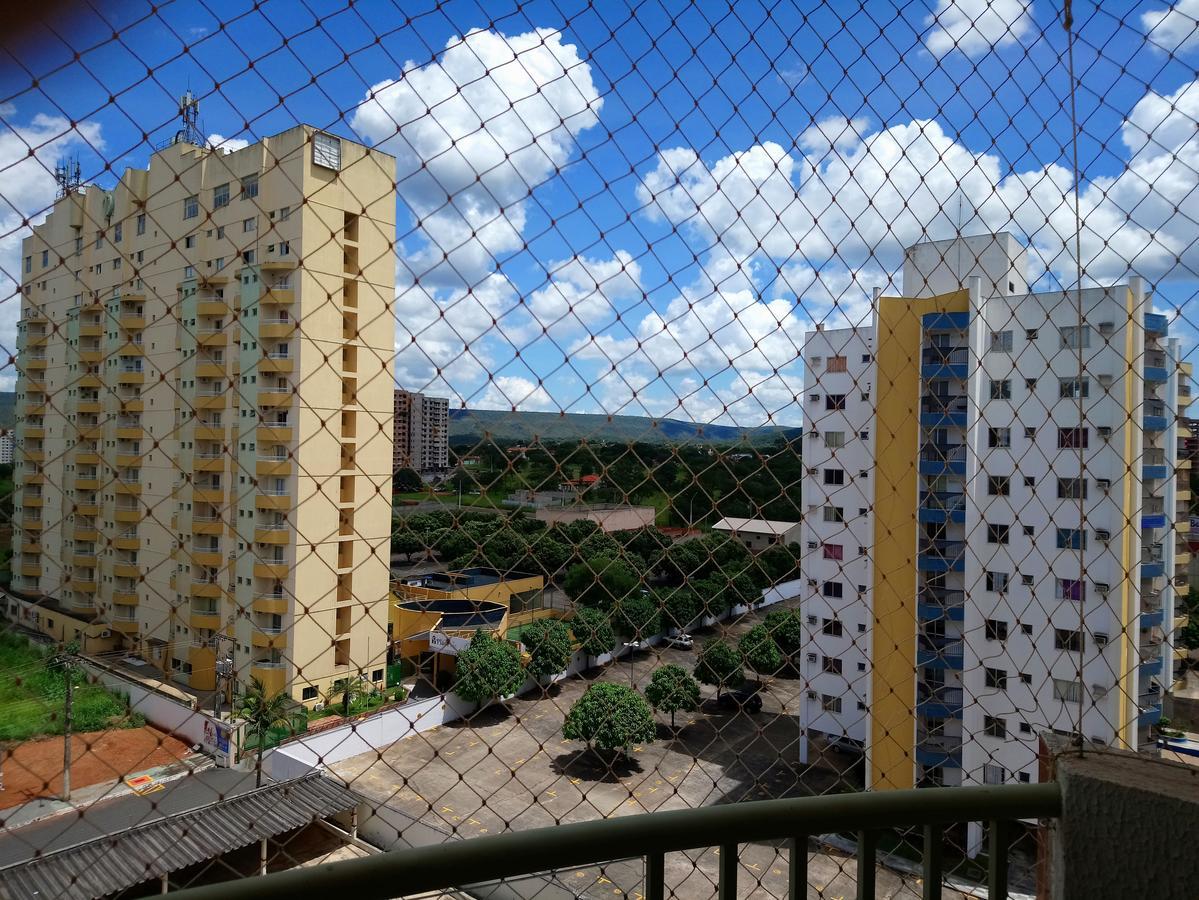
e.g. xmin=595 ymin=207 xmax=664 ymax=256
xmin=0 ymin=0 xmax=1196 ymax=896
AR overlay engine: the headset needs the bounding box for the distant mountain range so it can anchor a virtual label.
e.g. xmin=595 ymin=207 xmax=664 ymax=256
xmin=448 ymin=406 xmax=802 ymax=446
xmin=0 ymin=391 xmax=799 ymax=446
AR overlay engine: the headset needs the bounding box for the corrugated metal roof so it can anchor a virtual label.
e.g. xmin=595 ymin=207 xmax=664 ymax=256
xmin=0 ymin=774 xmax=359 ymax=900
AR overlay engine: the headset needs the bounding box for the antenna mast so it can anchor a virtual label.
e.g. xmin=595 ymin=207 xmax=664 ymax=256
xmin=175 ymin=90 xmax=203 ymax=147
xmin=54 ymin=158 xmax=82 ymax=199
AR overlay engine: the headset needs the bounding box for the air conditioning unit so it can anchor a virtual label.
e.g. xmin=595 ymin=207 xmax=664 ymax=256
xmin=807 ymin=578 xmax=818 ymax=587
xmin=807 ymin=467 xmax=818 ymax=476
xmin=1097 ymin=479 xmax=1111 ymax=492
xmin=807 ymin=691 xmax=818 ymax=700
xmin=1092 ymin=683 xmax=1108 ymax=698
xmin=1096 ymin=530 xmax=1111 ymax=543
xmin=806 ymin=541 xmax=817 ymax=550
xmin=1094 ymin=633 xmax=1109 ymax=647
xmin=1096 ymin=583 xmax=1110 ymax=596
xmin=807 ymin=615 xmax=818 ymax=625
xmin=1099 ymin=321 xmax=1115 ymax=335
xmin=1098 ymin=427 xmax=1112 ymax=440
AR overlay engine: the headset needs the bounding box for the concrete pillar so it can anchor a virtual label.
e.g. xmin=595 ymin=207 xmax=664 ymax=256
xmin=1041 ymin=734 xmax=1199 ymax=899
xmin=260 ymin=838 xmax=268 ymax=876
xmin=966 ymin=821 xmax=983 ymax=859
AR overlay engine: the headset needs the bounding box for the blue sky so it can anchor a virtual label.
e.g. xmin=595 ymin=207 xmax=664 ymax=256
xmin=1 ymin=0 xmax=1197 ymax=425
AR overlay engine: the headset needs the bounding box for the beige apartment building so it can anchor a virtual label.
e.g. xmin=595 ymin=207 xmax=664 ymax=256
xmin=393 ymin=389 xmax=449 ymax=473
xmin=11 ymin=125 xmax=396 ymax=704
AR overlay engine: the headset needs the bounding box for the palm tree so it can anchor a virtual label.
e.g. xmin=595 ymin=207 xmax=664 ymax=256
xmin=238 ymin=677 xmax=293 ymax=787
xmin=327 ymin=675 xmax=366 ymax=717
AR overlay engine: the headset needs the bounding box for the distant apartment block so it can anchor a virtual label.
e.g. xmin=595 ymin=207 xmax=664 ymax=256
xmin=0 ymin=431 xmax=12 ymax=465
xmin=799 ymin=233 xmax=1188 ymax=852
xmin=10 ymin=125 xmax=397 ymax=705
xmin=393 ymin=389 xmax=449 ymax=473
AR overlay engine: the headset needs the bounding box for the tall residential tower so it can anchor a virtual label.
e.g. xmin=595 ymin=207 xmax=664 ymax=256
xmin=11 ymin=125 xmax=397 ymax=704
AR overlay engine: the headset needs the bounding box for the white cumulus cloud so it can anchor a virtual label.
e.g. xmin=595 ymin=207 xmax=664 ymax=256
xmin=1142 ymin=0 xmax=1199 ymax=54
xmin=924 ymin=0 xmax=1034 ymax=58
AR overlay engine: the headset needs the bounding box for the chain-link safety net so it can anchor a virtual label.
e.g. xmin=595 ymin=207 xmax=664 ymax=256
xmin=0 ymin=0 xmax=1196 ymax=897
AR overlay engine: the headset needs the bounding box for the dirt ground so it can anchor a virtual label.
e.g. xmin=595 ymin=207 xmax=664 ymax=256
xmin=0 ymin=726 xmax=192 ymax=809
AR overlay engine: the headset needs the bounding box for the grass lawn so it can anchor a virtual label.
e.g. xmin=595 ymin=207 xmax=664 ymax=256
xmin=0 ymin=630 xmax=142 ymax=741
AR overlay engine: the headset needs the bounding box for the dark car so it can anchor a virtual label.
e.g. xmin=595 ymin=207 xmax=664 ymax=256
xmin=717 ymin=687 xmax=763 ymax=714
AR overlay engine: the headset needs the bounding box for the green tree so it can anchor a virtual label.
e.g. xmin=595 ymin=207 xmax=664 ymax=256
xmin=739 ymin=624 xmax=783 ymax=681
xmin=563 ymin=682 xmax=656 ymax=756
xmin=328 ymin=676 xmax=369 ymax=717
xmin=571 ymin=606 xmax=616 ymax=667
xmin=612 ymin=592 xmax=660 ymax=641
xmin=239 ymin=677 xmax=294 ymax=787
xmin=763 ymin=608 xmax=805 ymax=668
xmin=693 ymin=640 xmax=744 ymax=698
xmin=659 ymin=587 xmax=700 ymax=634
xmin=564 ymin=556 xmax=638 ymax=609
xmin=758 ymin=544 xmax=799 ymax=583
xmin=644 ymin=664 xmax=701 ymax=728
xmin=391 ymin=529 xmax=425 ymax=562
xmin=394 ymin=467 xmax=424 ymax=493
xmin=521 ymin=618 xmax=574 ymax=684
xmin=529 ymin=535 xmax=570 ymax=580
xmin=453 ymin=630 xmax=526 ymax=710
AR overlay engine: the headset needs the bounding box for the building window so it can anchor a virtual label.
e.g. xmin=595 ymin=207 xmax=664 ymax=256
xmin=23 ymin=256 xmax=31 ymax=273
xmin=184 ymin=235 xmax=196 ymax=249
xmin=40 ymin=249 xmax=48 ymax=267
xmin=243 ymin=249 xmax=256 ymax=264
xmin=313 ymin=132 xmax=342 ymax=170
xmin=984 ymin=667 xmax=1008 ymax=689
xmin=1054 ymin=629 xmax=1085 ymax=652
xmin=822 ymin=582 xmax=843 ymax=599
xmin=823 ymin=468 xmax=845 ymax=485
xmin=243 ymin=217 xmax=257 ymax=233
xmin=1057 ymin=427 xmax=1089 ymax=449
xmin=990 ymin=330 xmax=1013 ymax=352
xmin=1055 ymin=577 xmax=1085 ymax=601
xmin=983 ymin=763 xmax=1006 ymax=784
xmin=75 ymin=236 xmax=83 ymax=255
xmin=823 ymin=543 xmax=843 ymax=561
xmin=301 ymin=686 xmax=318 ymax=701
xmin=1056 ymin=477 xmax=1087 ymax=499
xmin=822 ymin=656 xmax=843 ymax=674
xmin=1059 ymin=377 xmax=1089 ymax=399
xmin=183 ymin=195 xmax=199 ymax=219
xmin=985 ymin=619 xmax=1008 ymax=641
xmin=279 ymin=206 xmax=291 ymax=221
xmin=825 ymin=394 xmax=846 ymax=411
xmin=986 ymin=571 xmax=1009 ymax=592
xmin=821 ymin=617 xmax=843 ymax=636
xmin=1059 ymin=325 xmax=1090 ymax=349
xmin=820 ymin=694 xmax=842 ymax=713
xmin=826 ymin=355 xmax=847 ymax=373
xmin=1055 ymin=529 xmax=1086 ymax=552
xmin=987 ymin=475 xmax=1010 ymax=496
xmin=987 ymin=427 xmax=1011 ymax=448
xmin=987 ymin=523 xmax=1010 ymax=544
xmin=213 ymin=183 xmax=230 ymax=208
xmin=989 ymin=379 xmax=1012 ymax=400
xmin=114 ymin=221 xmax=123 ymax=243
xmin=1053 ymin=678 xmax=1082 ymax=702
xmin=983 ymin=716 xmax=1007 ymax=739
xmin=823 ymin=431 xmax=844 ymax=448
xmin=242 ymin=175 xmax=259 ymax=199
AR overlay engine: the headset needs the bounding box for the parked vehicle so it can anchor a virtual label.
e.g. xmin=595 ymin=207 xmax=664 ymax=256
xmin=663 ymin=633 xmax=694 ymax=650
xmin=717 ymin=687 xmax=763 ymax=713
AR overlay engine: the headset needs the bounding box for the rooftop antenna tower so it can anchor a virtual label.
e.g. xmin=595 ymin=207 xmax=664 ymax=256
xmin=174 ymin=89 xmax=203 ymax=147
xmin=54 ymin=158 xmax=82 ymax=199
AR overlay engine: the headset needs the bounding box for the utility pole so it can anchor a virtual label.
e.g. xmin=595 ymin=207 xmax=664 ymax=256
xmin=57 ymin=644 xmax=78 ymax=803
xmin=214 ymin=648 xmax=234 ymax=718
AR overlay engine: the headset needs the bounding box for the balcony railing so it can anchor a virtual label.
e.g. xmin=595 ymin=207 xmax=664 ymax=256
xmin=167 ymin=784 xmax=1060 ymax=900
xmin=920 ymin=444 xmax=966 ymax=463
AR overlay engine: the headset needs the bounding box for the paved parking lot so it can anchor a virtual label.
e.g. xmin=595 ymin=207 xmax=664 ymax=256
xmin=332 ymin=604 xmax=971 ymax=898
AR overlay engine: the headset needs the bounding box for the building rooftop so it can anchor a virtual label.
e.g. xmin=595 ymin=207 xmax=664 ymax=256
xmin=711 ymin=516 xmax=800 ymax=535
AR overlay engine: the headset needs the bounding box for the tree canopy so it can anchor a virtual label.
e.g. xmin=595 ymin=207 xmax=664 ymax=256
xmin=644 ymin=664 xmax=701 ymax=727
xmin=693 ymin=640 xmax=744 ymax=698
xmin=571 ymin=606 xmax=616 ymax=663
xmin=563 ymin=682 xmax=656 ymax=755
xmin=739 ymin=623 xmax=783 ymax=679
xmin=520 ymin=618 xmax=574 ymax=683
xmin=453 ymin=630 xmax=526 ymax=708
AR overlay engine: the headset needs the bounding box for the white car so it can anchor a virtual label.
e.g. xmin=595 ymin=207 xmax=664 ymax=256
xmin=663 ymin=633 xmax=694 ymax=650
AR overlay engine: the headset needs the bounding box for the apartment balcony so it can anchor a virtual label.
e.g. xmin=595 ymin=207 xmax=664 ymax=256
xmin=115 ymin=508 xmax=143 ymax=524
xmin=21 ymin=426 xmax=45 ymax=440
xmin=76 ymin=399 xmax=103 ymax=414
xmin=1179 ymin=518 xmax=1192 ymax=535
xmin=191 ymin=549 xmax=223 ymax=568
xmin=916 ymin=637 xmax=964 ymax=669
xmin=75 ymin=502 xmax=100 ymax=517
xmin=251 ymin=628 xmax=288 ymax=649
xmin=20 ymin=515 xmax=43 ymax=530
xmin=194 ymin=392 xmax=227 ymax=410
xmin=196 ymin=328 xmax=228 ymax=347
xmin=18 ymin=562 xmax=42 ymax=578
xmin=192 ymin=515 xmax=224 ymax=536
xmin=258 ymin=355 xmax=294 ymax=373
xmin=254 ymin=562 xmax=289 ymax=579
xmin=1141 ymin=607 xmax=1165 ymax=629
xmin=1176 ymin=549 xmax=1191 ymax=567
xmin=260 ymin=319 xmax=297 ymax=339
xmin=117 ymin=369 xmax=145 ymax=385
xmin=74 ymin=476 xmax=101 ymax=491
xmin=919 ymin=397 xmax=969 ymax=429
xmin=920 ymin=346 xmax=968 ymax=379
xmin=112 ymin=562 xmax=141 ymax=579
xmin=262 ymin=287 xmax=295 ymax=305
xmin=78 ymin=322 xmax=103 ymax=337
xmin=23 ymin=357 xmax=48 ymax=371
xmin=918 ymin=444 xmax=967 ymax=476
xmin=914 ymin=733 xmax=963 ymax=769
xmin=1144 ymin=351 xmax=1169 ymax=384
xmin=256 ymin=492 xmax=291 ymax=510
xmin=257 ymin=457 xmax=292 ymax=477
xmin=258 ymin=389 xmax=294 ymax=408
xmin=116 ymin=341 xmax=145 ymax=358
xmin=194 ymin=424 xmax=225 ymax=441
xmin=197 ymin=299 xmax=230 ymax=316
xmin=1141 ymin=559 xmax=1165 ymax=579
xmin=1146 ymin=312 xmax=1169 ymax=336
xmin=917 ymin=540 xmax=965 ymax=573
xmin=114 ymin=480 xmax=142 ymax=496
xmin=109 ymin=615 xmax=140 ymax=635
xmin=196 ymin=361 xmax=226 ymax=378
xmin=191 ymin=580 xmax=224 ymax=600
xmin=918 ymin=588 xmax=965 ymax=622
xmin=193 ymin=453 xmax=225 ymax=472
xmin=192 ymin=486 xmax=225 ymax=504
xmin=250 ymin=661 xmax=288 ymax=694
xmin=1178 ymin=580 xmax=1192 ymax=599
xmin=69 ymin=578 xmax=98 ymax=593
xmin=254 ymin=524 xmax=291 ymax=545
xmin=190 ymin=609 xmax=223 ymax=630
xmin=78 ymin=373 xmax=102 ymax=388
xmin=261 ymin=257 xmax=298 ymax=272
xmin=21 ymin=493 xmax=44 ymax=508
xmin=1139 ymin=704 xmax=1164 ymax=727
xmin=257 ymin=425 xmax=293 ymax=443
xmin=19 ymin=540 xmax=41 ymax=555
xmin=253 ymin=593 xmax=289 ymax=615
xmin=1144 ymin=402 xmax=1168 ymax=432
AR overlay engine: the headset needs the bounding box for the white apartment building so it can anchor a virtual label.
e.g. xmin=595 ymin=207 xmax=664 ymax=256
xmin=800 ymin=234 xmax=1184 ymax=853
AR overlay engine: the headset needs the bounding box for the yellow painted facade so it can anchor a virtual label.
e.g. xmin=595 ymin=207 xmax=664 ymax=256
xmin=869 ymin=288 xmax=970 ymax=791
